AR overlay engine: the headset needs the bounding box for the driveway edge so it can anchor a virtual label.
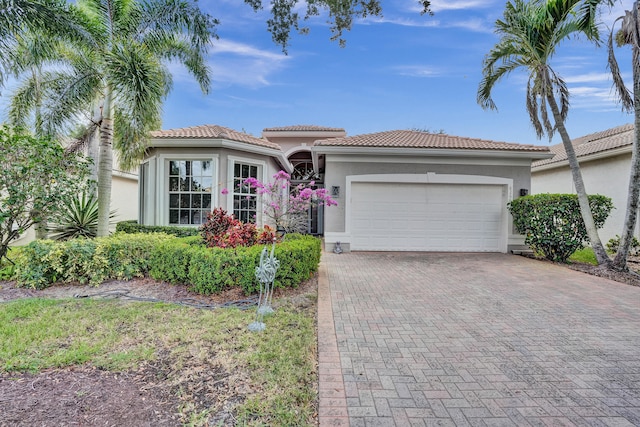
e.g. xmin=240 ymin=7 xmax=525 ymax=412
xmin=318 ymin=260 xmax=349 ymax=426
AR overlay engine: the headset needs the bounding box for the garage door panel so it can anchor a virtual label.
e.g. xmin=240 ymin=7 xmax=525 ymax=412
xmin=351 ymin=182 xmax=503 ymax=252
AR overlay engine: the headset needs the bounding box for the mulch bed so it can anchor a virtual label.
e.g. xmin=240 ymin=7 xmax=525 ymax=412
xmin=0 ymin=276 xmax=318 ymax=427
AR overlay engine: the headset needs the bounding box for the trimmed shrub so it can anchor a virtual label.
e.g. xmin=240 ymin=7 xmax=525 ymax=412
xmin=508 ymin=194 xmax=613 ymax=262
xmin=15 ymin=233 xmax=174 ymax=288
xmin=116 ymin=220 xmax=199 ymax=238
xmin=606 ymin=235 xmax=640 ymax=256
xmin=14 ymin=231 xmax=322 ymax=294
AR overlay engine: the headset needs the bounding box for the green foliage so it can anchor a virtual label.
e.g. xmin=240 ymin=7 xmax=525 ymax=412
xmin=0 ymin=126 xmax=90 ymax=263
xmin=569 ymin=246 xmax=598 ymax=266
xmin=607 ymin=235 xmax=640 ymax=256
xmin=116 ymin=220 xmax=199 ymax=237
xmin=508 ymin=194 xmax=613 ymax=262
xmin=47 ymin=192 xmax=116 ymax=240
xmin=13 ymin=232 xmax=321 ymax=293
xmin=14 ymin=233 xmax=174 ymax=288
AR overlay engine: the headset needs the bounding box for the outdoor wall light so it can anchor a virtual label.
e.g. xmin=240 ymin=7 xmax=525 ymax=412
xmin=331 ymin=186 xmax=340 ymax=197
xmin=520 ymin=188 xmax=529 ymax=196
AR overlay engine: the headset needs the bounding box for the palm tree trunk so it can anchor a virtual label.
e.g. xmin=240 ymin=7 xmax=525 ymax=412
xmin=613 ymin=38 xmax=640 ymax=271
xmin=97 ymin=91 xmax=113 ymax=237
xmin=545 ymin=91 xmax=611 ymax=265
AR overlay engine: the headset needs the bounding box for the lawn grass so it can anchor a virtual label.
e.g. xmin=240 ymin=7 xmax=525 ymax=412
xmin=569 ymin=246 xmax=598 ymax=265
xmin=0 ymin=297 xmax=317 ymax=426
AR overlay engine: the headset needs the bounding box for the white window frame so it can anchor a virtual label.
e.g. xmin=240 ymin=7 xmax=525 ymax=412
xmin=226 ymin=156 xmax=267 ymax=225
xmin=158 ymin=154 xmax=219 ymax=226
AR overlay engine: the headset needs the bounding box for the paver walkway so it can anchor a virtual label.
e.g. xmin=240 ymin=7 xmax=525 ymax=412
xmin=317 ymin=252 xmax=640 ymax=427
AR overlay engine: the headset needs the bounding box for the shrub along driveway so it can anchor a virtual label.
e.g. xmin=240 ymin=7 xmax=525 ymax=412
xmin=318 ymin=252 xmax=640 ymax=427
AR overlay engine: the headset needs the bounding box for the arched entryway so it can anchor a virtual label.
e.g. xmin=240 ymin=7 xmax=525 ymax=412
xmin=289 ymin=151 xmax=324 ymax=235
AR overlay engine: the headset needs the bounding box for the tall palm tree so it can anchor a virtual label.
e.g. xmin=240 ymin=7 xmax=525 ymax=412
xmin=478 ymin=0 xmax=611 ymax=265
xmin=8 ymin=0 xmax=217 ymax=236
xmin=607 ymin=3 xmax=640 ymax=270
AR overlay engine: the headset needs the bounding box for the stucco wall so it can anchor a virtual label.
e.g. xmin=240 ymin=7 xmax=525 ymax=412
xmin=532 ymin=153 xmax=634 ymax=243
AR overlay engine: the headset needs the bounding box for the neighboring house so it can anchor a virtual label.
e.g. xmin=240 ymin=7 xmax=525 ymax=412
xmin=531 ymin=123 xmax=635 ymax=243
xmin=142 ymin=124 xmax=551 ymax=253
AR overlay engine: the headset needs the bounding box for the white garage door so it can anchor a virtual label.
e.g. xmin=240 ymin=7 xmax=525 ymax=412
xmin=351 ymin=182 xmax=504 ymax=252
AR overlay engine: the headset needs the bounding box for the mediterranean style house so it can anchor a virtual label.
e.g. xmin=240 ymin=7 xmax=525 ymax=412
xmin=141 ymin=124 xmax=551 ymax=253
xmin=531 ymin=123 xmax=635 ymax=243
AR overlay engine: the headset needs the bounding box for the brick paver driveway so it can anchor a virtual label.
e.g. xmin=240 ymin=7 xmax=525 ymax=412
xmin=318 ymin=252 xmax=640 ymax=427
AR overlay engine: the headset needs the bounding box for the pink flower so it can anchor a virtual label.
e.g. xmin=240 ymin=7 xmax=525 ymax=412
xmin=221 ymin=188 xmax=229 ymax=195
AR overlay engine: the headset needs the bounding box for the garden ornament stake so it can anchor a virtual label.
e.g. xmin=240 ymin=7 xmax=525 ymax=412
xmin=248 ymin=241 xmax=280 ymax=332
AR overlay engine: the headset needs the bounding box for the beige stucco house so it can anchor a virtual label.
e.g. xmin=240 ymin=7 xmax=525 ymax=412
xmin=531 ymin=123 xmax=635 ymax=243
xmin=141 ymin=124 xmax=551 ymax=253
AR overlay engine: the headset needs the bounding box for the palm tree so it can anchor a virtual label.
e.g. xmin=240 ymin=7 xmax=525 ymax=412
xmin=7 ymin=0 xmax=217 ymax=236
xmin=607 ymin=3 xmax=640 ymax=271
xmin=478 ymin=0 xmax=611 ymax=265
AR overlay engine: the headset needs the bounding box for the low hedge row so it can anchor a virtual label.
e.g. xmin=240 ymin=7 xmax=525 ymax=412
xmin=15 ymin=232 xmax=322 ymax=294
xmin=149 ymin=233 xmax=321 ymax=294
xmin=115 ymin=220 xmax=200 ymax=237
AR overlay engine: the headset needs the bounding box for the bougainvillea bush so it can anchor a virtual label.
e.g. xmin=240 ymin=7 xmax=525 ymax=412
xmin=241 ymin=170 xmax=337 ymax=233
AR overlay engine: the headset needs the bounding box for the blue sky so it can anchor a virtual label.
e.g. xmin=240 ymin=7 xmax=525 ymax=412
xmin=160 ymin=0 xmax=634 ymax=146
xmin=0 ymin=1 xmax=634 ymax=146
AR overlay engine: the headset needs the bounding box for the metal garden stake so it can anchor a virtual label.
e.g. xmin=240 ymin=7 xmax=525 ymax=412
xmin=248 ymin=241 xmax=280 ymax=332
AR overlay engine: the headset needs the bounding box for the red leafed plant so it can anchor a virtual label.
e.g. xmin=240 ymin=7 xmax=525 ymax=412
xmin=200 ymin=208 xmax=274 ymax=248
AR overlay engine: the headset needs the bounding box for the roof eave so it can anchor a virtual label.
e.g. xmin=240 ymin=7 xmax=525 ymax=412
xmin=262 ymin=130 xmax=347 ymax=139
xmin=149 ymin=137 xmax=293 ymax=174
xmin=312 ymin=146 xmax=553 ymax=160
xmin=532 ymin=145 xmax=631 ymax=172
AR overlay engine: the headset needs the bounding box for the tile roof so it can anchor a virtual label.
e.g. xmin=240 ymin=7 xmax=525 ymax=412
xmin=532 ymin=123 xmax=634 ymax=168
xmin=314 ymin=130 xmax=549 ymax=151
xmin=150 ymin=125 xmax=280 ymax=150
xmin=262 ymin=125 xmax=346 ymax=132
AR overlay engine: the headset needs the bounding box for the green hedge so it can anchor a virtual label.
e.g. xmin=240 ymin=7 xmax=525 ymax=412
xmin=116 ymin=220 xmax=200 ymax=238
xmin=152 ymin=233 xmax=322 ymax=294
xmin=15 ymin=233 xmax=175 ymax=288
xmin=15 ymin=232 xmax=322 ymax=294
xmin=508 ymin=193 xmax=613 ymax=262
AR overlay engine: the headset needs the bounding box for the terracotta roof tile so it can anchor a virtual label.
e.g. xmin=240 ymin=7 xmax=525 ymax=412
xmin=262 ymin=124 xmax=345 ymax=132
xmin=150 ymin=125 xmax=280 ymax=150
xmin=314 ymin=130 xmax=549 ymax=151
xmin=532 ymin=123 xmax=634 ymax=168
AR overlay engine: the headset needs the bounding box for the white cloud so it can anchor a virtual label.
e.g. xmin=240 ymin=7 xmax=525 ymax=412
xmin=429 ymin=0 xmax=496 ymax=12
xmin=393 ymin=65 xmax=442 ymax=77
xmin=564 ymin=72 xmax=613 ymax=84
xmin=166 ymin=39 xmax=291 ymax=89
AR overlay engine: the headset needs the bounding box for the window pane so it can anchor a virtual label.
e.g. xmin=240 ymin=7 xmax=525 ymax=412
xmin=234 ymin=163 xmax=240 ymax=176
xmin=170 ymin=161 xmax=180 ymax=176
xmin=169 ymin=209 xmax=179 ymax=224
xmin=191 ymin=177 xmax=202 ymax=192
xmin=242 ymin=164 xmax=249 ymax=178
xmin=250 ymin=165 xmax=258 ymax=178
xmin=191 ymin=160 xmax=201 ymax=177
xmin=201 ymin=177 xmax=212 ymax=192
xmin=202 ymin=161 xmax=211 ymax=174
xmin=178 ymin=161 xmax=187 ymax=178
xmin=169 ymin=177 xmax=179 ymax=192
xmin=169 ymin=194 xmax=179 ymax=208
xmin=180 ymin=178 xmax=190 ymax=192
xmin=203 ymin=194 xmax=211 ymax=208
xmin=192 ymin=194 xmax=202 ymax=208
xmin=180 ymin=194 xmax=190 ymax=208
xmin=179 ymin=210 xmax=190 ymax=224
